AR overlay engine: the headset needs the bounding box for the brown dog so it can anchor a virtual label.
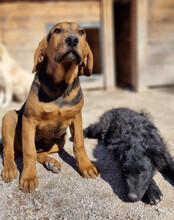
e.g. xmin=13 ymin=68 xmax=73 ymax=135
xmin=1 ymin=22 xmax=98 ymax=192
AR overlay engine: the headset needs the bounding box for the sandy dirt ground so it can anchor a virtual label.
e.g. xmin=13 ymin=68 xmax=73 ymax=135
xmin=0 ymin=87 xmax=174 ymax=220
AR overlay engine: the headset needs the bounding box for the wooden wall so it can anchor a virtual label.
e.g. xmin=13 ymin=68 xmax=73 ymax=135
xmin=128 ymin=0 xmax=174 ymax=90
xmin=0 ymin=1 xmax=100 ymax=72
xmin=146 ymin=0 xmax=174 ymax=86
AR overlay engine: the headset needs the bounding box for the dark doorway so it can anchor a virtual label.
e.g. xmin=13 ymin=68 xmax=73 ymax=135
xmin=114 ymin=0 xmax=133 ymax=90
xmin=85 ymin=28 xmax=101 ymax=74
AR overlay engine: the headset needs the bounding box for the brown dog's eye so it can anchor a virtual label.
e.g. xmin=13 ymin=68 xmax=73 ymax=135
xmin=78 ymin=29 xmax=85 ymax=36
xmin=54 ymin=28 xmax=62 ymax=34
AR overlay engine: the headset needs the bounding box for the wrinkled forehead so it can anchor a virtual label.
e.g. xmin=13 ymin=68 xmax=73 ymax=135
xmin=50 ymin=22 xmax=82 ymax=33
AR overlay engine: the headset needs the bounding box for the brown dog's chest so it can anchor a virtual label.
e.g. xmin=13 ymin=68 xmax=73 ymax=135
xmin=25 ymin=76 xmax=84 ymax=140
xmin=36 ymin=121 xmax=67 ymax=139
xmin=36 ymin=108 xmax=74 ymax=139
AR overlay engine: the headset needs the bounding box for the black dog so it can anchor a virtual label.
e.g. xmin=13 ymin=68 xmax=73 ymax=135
xmin=84 ymin=108 xmax=174 ymax=204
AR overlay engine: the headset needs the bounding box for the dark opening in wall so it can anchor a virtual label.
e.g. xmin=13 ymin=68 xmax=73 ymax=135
xmin=114 ymin=0 xmax=133 ymax=89
xmin=85 ymin=28 xmax=101 ymax=74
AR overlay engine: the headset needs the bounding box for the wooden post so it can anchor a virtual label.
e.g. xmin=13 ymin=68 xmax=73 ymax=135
xmin=101 ymin=0 xmax=115 ymax=90
xmin=131 ymin=0 xmax=148 ymax=91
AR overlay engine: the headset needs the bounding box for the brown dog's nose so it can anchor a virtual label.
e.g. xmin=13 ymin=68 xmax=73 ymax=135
xmin=65 ymin=35 xmax=79 ymax=47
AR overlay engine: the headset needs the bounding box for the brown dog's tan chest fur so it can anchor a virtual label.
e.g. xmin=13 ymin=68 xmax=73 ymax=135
xmin=30 ymin=92 xmax=84 ymax=141
xmin=24 ymin=76 xmax=84 ymax=141
xmin=36 ymin=97 xmax=82 ymax=138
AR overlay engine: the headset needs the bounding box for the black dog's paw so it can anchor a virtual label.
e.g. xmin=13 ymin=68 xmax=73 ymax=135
xmin=142 ymin=180 xmax=163 ymax=205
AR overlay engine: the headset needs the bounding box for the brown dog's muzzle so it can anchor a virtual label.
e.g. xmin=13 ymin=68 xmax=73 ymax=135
xmin=65 ymin=35 xmax=79 ymax=47
xmin=57 ymin=34 xmax=81 ymax=64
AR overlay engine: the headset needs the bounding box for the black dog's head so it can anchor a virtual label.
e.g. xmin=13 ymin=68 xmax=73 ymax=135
xmin=120 ymin=153 xmax=155 ymax=202
xmin=110 ymin=138 xmax=156 ymax=202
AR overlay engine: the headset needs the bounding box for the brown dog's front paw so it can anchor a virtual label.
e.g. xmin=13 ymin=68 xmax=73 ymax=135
xmin=1 ymin=163 xmax=18 ymax=182
xmin=80 ymin=163 xmax=98 ymax=179
xmin=45 ymin=157 xmax=61 ymax=173
xmin=19 ymin=175 xmax=38 ymax=193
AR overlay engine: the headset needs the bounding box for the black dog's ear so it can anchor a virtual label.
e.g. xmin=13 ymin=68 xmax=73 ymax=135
xmin=146 ymin=145 xmax=174 ymax=181
xmin=145 ymin=143 xmax=171 ymax=170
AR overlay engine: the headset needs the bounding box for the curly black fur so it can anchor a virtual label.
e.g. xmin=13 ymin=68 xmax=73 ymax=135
xmin=84 ymin=108 xmax=174 ymax=205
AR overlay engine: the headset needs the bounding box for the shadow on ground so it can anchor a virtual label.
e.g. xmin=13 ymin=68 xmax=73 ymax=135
xmin=92 ymin=142 xmax=126 ymax=202
xmin=58 ymin=149 xmax=79 ymax=174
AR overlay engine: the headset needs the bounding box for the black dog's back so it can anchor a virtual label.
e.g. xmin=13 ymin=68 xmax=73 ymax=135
xmin=84 ymin=107 xmax=167 ymax=166
xmin=84 ymin=108 xmax=160 ymax=147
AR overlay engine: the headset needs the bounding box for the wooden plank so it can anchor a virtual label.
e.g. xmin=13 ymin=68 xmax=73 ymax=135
xmin=143 ymin=65 xmax=174 ymax=86
xmin=148 ymin=44 xmax=174 ymax=65
xmin=149 ymin=23 xmax=174 ymax=44
xmin=145 ymin=43 xmax=174 ymax=86
xmin=0 ymin=1 xmax=100 ymax=71
xmin=0 ymin=1 xmax=100 ymax=22
xmin=148 ymin=0 xmax=174 ymax=43
xmin=130 ymin=0 xmax=137 ymax=90
xmin=144 ymin=0 xmax=174 ymax=87
xmin=101 ymin=0 xmax=115 ymax=90
xmin=148 ymin=0 xmax=174 ymax=22
xmin=4 ymin=30 xmax=44 ymax=50
xmin=132 ymin=0 xmax=148 ymax=91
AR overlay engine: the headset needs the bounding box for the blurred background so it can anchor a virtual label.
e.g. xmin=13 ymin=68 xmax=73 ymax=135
xmin=0 ymin=0 xmax=174 ymax=97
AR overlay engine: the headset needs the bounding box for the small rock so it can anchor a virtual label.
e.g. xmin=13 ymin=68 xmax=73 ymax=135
xmin=26 ymin=216 xmax=33 ymax=220
xmin=7 ymin=194 xmax=12 ymax=199
xmin=156 ymin=208 xmax=162 ymax=213
xmin=81 ymin=199 xmax=84 ymax=204
xmin=168 ymin=208 xmax=173 ymax=213
xmin=89 ymin=202 xmax=93 ymax=209
xmin=33 ymin=199 xmax=42 ymax=210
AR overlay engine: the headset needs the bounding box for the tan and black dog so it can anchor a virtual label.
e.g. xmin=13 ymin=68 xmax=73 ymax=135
xmin=1 ymin=22 xmax=98 ymax=192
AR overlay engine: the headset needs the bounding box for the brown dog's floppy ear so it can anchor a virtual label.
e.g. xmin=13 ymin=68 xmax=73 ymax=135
xmin=81 ymin=42 xmax=93 ymax=76
xmin=32 ymin=36 xmax=47 ymax=73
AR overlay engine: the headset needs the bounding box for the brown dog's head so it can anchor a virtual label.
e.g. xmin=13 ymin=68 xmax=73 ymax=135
xmin=32 ymin=22 xmax=93 ymax=76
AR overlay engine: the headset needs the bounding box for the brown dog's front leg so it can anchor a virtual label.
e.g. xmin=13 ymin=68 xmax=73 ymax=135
xmin=1 ymin=110 xmax=18 ymax=182
xmin=19 ymin=115 xmax=38 ymax=192
xmin=70 ymin=112 xmax=98 ymax=179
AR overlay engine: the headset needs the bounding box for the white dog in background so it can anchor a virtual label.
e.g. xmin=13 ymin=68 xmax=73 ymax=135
xmin=0 ymin=43 xmax=33 ymax=107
